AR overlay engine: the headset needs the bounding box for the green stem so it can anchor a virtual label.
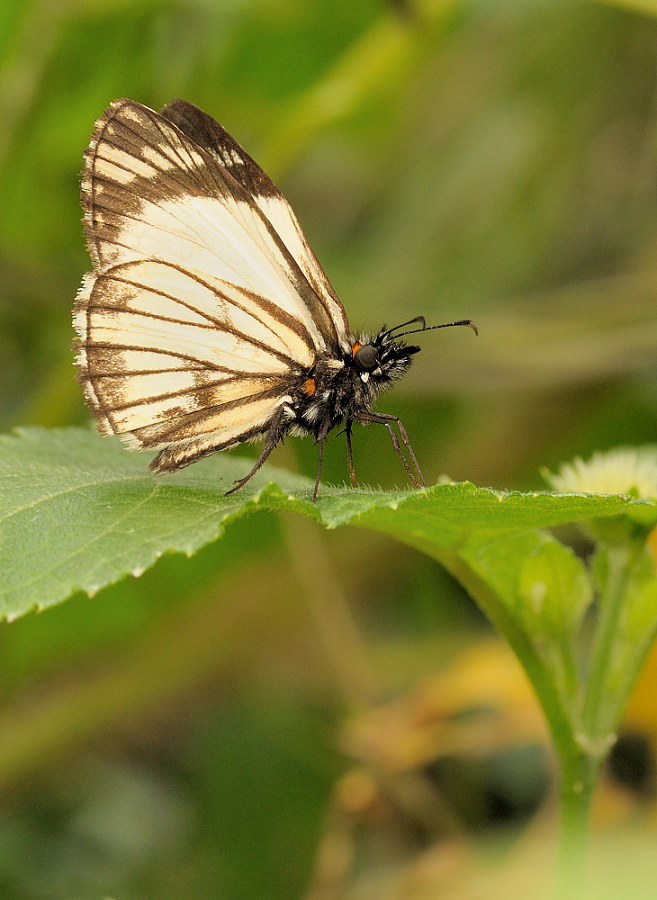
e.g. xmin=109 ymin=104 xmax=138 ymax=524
xmin=434 ymin=549 xmax=575 ymax=753
xmin=435 ymin=548 xmax=602 ymax=900
xmin=580 ymin=544 xmax=634 ymax=740
xmin=555 ymin=750 xmax=600 ymax=900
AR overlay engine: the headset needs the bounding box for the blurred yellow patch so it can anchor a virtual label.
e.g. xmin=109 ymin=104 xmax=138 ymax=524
xmin=341 ymin=639 xmax=548 ymax=774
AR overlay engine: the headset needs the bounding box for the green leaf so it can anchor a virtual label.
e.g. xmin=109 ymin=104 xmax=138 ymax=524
xmin=517 ymin=538 xmax=593 ymax=705
xmin=517 ymin=539 xmax=593 ymax=644
xmin=0 ymin=427 xmax=650 ymax=622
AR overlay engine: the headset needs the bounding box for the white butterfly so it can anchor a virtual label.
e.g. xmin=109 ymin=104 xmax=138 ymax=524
xmin=74 ymin=99 xmax=476 ymax=500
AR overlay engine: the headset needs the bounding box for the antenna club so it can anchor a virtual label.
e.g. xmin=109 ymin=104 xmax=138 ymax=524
xmin=386 ymin=317 xmax=479 ymax=340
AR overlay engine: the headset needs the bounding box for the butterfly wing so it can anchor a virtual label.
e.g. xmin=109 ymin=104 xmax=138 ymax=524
xmin=161 ymin=99 xmax=351 ymax=348
xmin=75 ymin=98 xmax=351 ymax=471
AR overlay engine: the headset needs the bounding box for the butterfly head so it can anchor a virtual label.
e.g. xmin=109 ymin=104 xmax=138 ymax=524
xmin=352 ymin=333 xmax=419 ymax=386
xmin=351 ymin=315 xmax=477 ymax=387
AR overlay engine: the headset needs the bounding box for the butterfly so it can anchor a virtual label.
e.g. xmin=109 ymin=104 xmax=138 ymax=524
xmin=74 ymin=99 xmax=477 ymax=501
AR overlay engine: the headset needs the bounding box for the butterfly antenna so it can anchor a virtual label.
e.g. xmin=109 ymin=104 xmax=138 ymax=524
xmin=384 ymin=317 xmax=478 ymax=340
xmin=382 ymin=316 xmax=427 ymax=337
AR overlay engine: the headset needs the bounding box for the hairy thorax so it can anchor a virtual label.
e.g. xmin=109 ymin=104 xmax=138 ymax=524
xmin=292 ymin=343 xmax=409 ymax=442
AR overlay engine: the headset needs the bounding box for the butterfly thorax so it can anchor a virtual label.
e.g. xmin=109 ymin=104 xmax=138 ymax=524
xmin=292 ymin=332 xmax=420 ymax=442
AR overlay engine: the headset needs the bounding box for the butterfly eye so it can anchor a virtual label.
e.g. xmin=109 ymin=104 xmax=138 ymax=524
xmin=353 ymin=344 xmax=379 ymax=372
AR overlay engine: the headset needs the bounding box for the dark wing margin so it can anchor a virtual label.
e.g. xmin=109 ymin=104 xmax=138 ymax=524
xmin=160 ymin=99 xmax=277 ymax=200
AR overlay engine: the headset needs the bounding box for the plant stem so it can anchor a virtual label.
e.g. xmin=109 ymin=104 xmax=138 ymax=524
xmin=556 ymin=541 xmax=643 ymax=898
xmin=555 ymin=750 xmax=600 ymax=900
xmin=436 ymin=549 xmax=575 ymax=753
xmin=435 ymin=548 xmax=604 ymax=900
xmin=580 ymin=544 xmax=635 ymax=740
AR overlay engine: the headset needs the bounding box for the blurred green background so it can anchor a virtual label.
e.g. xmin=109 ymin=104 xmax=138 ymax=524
xmin=2 ymin=0 xmax=657 ymax=897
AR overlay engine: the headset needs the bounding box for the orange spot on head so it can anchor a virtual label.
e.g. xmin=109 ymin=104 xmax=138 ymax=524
xmin=352 ymin=341 xmax=362 ymax=358
xmin=303 ymin=377 xmax=316 ymax=397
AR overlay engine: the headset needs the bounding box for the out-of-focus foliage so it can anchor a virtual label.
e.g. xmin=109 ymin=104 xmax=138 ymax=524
xmin=2 ymin=0 xmax=657 ymax=898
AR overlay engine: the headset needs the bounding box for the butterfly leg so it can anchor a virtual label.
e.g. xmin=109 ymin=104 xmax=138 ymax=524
xmin=225 ymin=404 xmax=287 ymax=496
xmin=313 ymin=416 xmax=345 ymax=501
xmin=389 ymin=414 xmax=426 ymax=488
xmin=356 ymin=412 xmax=426 ymax=489
xmin=312 ymin=440 xmax=324 ymax=502
xmin=345 ymin=418 xmax=358 ymax=488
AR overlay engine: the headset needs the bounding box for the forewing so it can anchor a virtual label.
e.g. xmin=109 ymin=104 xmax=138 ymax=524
xmin=161 ymin=98 xmax=352 ymax=352
xmin=80 ymin=98 xmax=345 ymax=354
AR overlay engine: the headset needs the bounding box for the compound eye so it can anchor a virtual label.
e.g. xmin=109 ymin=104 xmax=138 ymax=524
xmin=353 ymin=344 xmax=379 ymax=372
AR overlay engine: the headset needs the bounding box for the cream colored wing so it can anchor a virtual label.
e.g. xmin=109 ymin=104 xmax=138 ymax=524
xmin=74 ymin=99 xmax=351 ymax=469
